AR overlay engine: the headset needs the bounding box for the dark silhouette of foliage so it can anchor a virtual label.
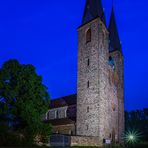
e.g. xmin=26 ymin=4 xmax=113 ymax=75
xmin=0 ymin=59 xmax=51 ymax=146
xmin=125 ymin=108 xmax=148 ymax=142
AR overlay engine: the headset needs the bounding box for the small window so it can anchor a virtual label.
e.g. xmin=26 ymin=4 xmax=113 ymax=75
xmin=64 ymin=109 xmax=67 ymax=118
xmin=87 ymin=59 xmax=90 ymax=66
xmin=55 ymin=110 xmax=59 ymax=119
xmin=112 ymin=104 xmax=116 ymax=111
xmin=87 ymin=106 xmax=89 ymax=113
xmin=108 ymin=56 xmax=115 ymax=66
xmin=86 ymin=125 xmax=89 ymax=130
xmin=86 ymin=28 xmax=91 ymax=43
xmin=87 ymin=81 xmax=89 ymax=88
xmin=108 ymin=56 xmax=115 ymax=69
xmin=70 ymin=130 xmax=73 ymax=135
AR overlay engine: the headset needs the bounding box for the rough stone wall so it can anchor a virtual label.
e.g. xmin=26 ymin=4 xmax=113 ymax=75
xmin=96 ymin=23 xmax=122 ymax=143
xmin=77 ymin=17 xmax=112 ymax=141
xmin=70 ymin=136 xmax=101 ymax=147
xmin=110 ymin=51 xmax=124 ymax=142
xmin=77 ymin=18 xmax=103 ymax=137
xmin=77 ymin=17 xmax=124 ymax=144
xmin=97 ymin=22 xmax=111 ymax=143
xmin=52 ymin=124 xmax=76 ymax=135
xmin=107 ymin=57 xmax=120 ymax=142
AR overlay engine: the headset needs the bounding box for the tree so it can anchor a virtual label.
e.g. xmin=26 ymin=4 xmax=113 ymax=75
xmin=0 ymin=59 xmax=51 ymax=145
xmin=125 ymin=109 xmax=148 ymax=142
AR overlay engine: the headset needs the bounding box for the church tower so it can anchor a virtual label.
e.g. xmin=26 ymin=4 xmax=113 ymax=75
xmin=76 ymin=0 xmax=124 ymax=144
xmin=108 ymin=7 xmax=124 ymax=142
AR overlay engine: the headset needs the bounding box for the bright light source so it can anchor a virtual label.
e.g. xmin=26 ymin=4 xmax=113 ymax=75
xmin=124 ymin=129 xmax=142 ymax=144
xmin=129 ymin=135 xmax=134 ymax=140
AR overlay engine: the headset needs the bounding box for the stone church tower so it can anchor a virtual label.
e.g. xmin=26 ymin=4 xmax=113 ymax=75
xmin=76 ymin=0 xmax=124 ymax=143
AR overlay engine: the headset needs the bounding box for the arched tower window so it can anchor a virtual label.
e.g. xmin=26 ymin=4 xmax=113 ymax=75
xmin=86 ymin=28 xmax=91 ymax=43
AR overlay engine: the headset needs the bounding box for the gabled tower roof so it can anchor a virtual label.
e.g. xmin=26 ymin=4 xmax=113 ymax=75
xmin=82 ymin=0 xmax=106 ymax=25
xmin=108 ymin=7 xmax=121 ymax=52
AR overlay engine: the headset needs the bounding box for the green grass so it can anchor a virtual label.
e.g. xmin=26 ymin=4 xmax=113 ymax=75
xmin=73 ymin=143 xmax=148 ymax=148
xmin=1 ymin=143 xmax=147 ymax=148
xmin=39 ymin=143 xmax=148 ymax=148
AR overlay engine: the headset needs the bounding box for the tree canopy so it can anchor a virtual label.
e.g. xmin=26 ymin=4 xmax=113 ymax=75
xmin=125 ymin=109 xmax=148 ymax=142
xmin=0 ymin=59 xmax=51 ymax=145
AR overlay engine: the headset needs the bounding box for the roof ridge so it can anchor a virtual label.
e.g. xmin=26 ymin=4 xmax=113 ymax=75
xmin=51 ymin=94 xmax=77 ymax=101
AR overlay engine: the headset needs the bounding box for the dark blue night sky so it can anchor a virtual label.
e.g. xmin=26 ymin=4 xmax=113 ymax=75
xmin=0 ymin=0 xmax=148 ymax=110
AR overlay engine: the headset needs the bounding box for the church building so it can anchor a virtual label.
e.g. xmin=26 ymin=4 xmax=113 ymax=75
xmin=45 ymin=0 xmax=124 ymax=146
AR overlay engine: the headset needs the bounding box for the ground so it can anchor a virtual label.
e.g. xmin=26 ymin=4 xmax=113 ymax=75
xmin=37 ymin=143 xmax=148 ymax=148
xmin=38 ymin=142 xmax=148 ymax=148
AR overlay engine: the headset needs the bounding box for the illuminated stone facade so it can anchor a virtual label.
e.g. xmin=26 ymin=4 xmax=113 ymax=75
xmin=77 ymin=17 xmax=124 ymax=143
xmin=46 ymin=0 xmax=124 ymax=146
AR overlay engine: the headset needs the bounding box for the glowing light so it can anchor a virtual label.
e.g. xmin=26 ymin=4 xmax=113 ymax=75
xmin=128 ymin=135 xmax=134 ymax=140
xmin=124 ymin=129 xmax=142 ymax=144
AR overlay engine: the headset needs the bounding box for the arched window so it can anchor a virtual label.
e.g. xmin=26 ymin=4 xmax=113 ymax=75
xmin=86 ymin=28 xmax=91 ymax=43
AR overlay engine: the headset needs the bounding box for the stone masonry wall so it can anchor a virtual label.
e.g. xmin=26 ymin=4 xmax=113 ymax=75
xmin=70 ymin=136 xmax=101 ymax=147
xmin=77 ymin=16 xmax=123 ymax=144
xmin=110 ymin=51 xmax=124 ymax=142
xmin=77 ymin=18 xmax=104 ymax=137
xmin=52 ymin=124 xmax=76 ymax=135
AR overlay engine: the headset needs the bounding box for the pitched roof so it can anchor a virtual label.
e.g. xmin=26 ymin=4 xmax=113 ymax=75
xmin=108 ymin=7 xmax=121 ymax=52
xmin=82 ymin=0 xmax=106 ymax=25
xmin=49 ymin=94 xmax=77 ymax=109
xmin=45 ymin=118 xmax=76 ymax=126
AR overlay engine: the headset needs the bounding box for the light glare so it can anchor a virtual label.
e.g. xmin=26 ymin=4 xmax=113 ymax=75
xmin=124 ymin=129 xmax=142 ymax=144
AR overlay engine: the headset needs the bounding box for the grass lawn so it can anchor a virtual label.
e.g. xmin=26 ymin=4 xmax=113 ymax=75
xmin=38 ymin=143 xmax=148 ymax=148
xmin=81 ymin=143 xmax=147 ymax=148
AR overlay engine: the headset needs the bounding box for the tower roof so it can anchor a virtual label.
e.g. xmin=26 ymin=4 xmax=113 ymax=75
xmin=82 ymin=0 xmax=106 ymax=25
xmin=108 ymin=7 xmax=121 ymax=52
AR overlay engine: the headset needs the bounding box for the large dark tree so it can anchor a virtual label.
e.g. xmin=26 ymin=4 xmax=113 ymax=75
xmin=0 ymin=59 xmax=51 ymax=145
